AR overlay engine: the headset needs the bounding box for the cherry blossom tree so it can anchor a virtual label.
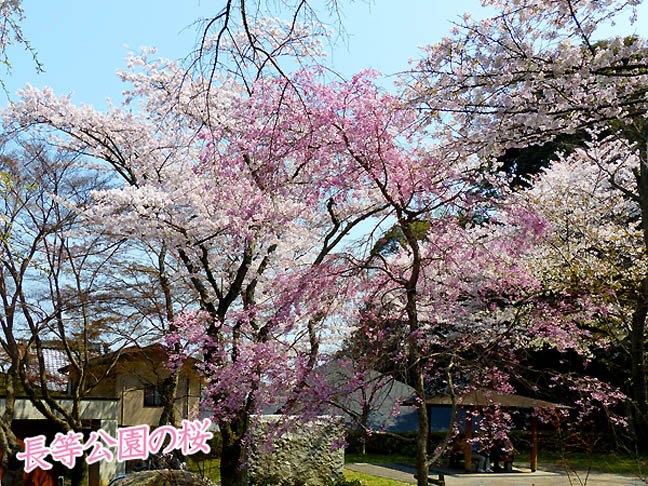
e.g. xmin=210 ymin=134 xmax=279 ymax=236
xmin=405 ymin=0 xmax=648 ymax=445
xmin=7 ymin=4 xmax=644 ymax=481
xmin=3 ymin=54 xmax=398 ymax=484
xmin=2 ymin=47 xmax=531 ymax=484
xmin=2 ymin=51 xmax=605 ymax=486
xmin=511 ymin=136 xmax=643 ymax=438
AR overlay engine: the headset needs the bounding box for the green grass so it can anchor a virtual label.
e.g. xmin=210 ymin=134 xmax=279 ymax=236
xmin=188 ymin=456 xmax=410 ymax=486
xmin=344 ymin=469 xmax=410 ymax=486
xmin=516 ymin=451 xmax=648 ymax=476
xmin=345 ymin=450 xmax=648 ymax=477
xmin=186 ymin=456 xmax=221 ymax=482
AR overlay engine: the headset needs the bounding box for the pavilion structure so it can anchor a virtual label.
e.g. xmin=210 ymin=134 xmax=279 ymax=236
xmin=420 ymin=389 xmax=568 ymax=472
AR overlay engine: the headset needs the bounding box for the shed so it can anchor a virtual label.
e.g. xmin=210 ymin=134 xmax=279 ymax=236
xmin=413 ymin=389 xmax=568 ymax=472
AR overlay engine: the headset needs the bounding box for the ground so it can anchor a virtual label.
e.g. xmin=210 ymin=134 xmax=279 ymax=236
xmin=344 ymin=462 xmax=648 ymax=486
xmin=184 ymin=452 xmax=648 ymax=485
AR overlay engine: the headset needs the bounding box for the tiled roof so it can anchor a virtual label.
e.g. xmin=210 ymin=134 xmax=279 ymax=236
xmin=41 ymin=348 xmax=69 ymax=391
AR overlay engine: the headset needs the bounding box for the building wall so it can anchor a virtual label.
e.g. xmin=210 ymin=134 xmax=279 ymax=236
xmin=0 ymin=400 xmax=123 ymax=486
xmin=0 ymin=398 xmax=118 ymax=421
xmin=117 ymin=371 xmax=201 ymax=427
xmin=97 ymin=418 xmax=125 ymax=485
xmin=76 ymin=351 xmax=201 ymax=427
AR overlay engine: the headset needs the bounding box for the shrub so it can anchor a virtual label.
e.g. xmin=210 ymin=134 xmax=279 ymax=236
xmin=345 ymin=429 xmax=417 ymax=456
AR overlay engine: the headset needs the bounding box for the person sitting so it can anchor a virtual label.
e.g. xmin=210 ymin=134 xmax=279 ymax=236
xmin=471 ymin=439 xmax=492 ymax=473
xmin=492 ymin=436 xmax=514 ymax=472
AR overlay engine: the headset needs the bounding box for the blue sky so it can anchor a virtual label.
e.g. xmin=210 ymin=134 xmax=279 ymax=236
xmin=3 ymin=0 xmax=647 ymax=110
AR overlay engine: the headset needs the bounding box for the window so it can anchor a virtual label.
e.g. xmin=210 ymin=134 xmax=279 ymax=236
xmin=143 ymin=384 xmax=162 ymax=407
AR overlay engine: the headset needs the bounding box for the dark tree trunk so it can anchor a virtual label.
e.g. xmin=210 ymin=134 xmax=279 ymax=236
xmin=632 ymin=135 xmax=648 ymax=447
xmin=401 ymin=218 xmax=429 ymax=486
xmin=0 ymin=448 xmax=23 ymax=486
xmin=220 ymin=419 xmax=248 ymax=486
xmin=0 ymin=374 xmax=24 ymax=486
xmin=158 ymin=242 xmax=180 ymax=428
xmin=630 ymin=278 xmax=648 ymax=446
xmin=360 ymin=406 xmax=371 ymax=455
xmin=158 ymin=374 xmax=179 ymax=427
xmin=71 ymin=455 xmax=88 ymax=486
xmin=413 ymin=364 xmax=429 ymax=486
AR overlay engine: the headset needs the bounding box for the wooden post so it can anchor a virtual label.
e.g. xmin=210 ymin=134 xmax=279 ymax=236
xmin=465 ymin=413 xmax=472 ymax=473
xmin=530 ymin=415 xmax=538 ymax=472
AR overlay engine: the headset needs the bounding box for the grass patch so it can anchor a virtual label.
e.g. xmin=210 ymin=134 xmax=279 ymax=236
xmin=346 ymin=450 xmax=648 ymax=476
xmin=516 ymin=450 xmax=648 ymax=476
xmin=189 ymin=457 xmax=412 ymax=485
xmin=344 ymin=469 xmax=410 ymax=486
xmin=345 ymin=453 xmax=415 ymax=465
xmin=186 ymin=456 xmax=221 ymax=482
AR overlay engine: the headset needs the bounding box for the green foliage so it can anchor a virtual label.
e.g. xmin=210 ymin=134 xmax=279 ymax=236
xmin=343 ymin=470 xmax=409 ymax=486
xmin=497 ymin=131 xmax=591 ymax=188
xmin=370 ymin=221 xmax=430 ymax=257
xmin=345 ymin=431 xmax=418 ymax=457
xmin=189 ymin=433 xmax=222 ymax=460
xmin=332 ymin=478 xmax=364 ymax=486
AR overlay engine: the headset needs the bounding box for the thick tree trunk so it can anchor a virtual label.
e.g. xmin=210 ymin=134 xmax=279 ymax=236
xmin=401 ymin=219 xmax=428 ymax=486
xmin=220 ymin=420 xmax=248 ymax=486
xmin=158 ymin=374 xmax=179 ymax=427
xmin=158 ymin=243 xmax=180 ymax=428
xmin=0 ymin=374 xmax=24 ymax=486
xmin=360 ymin=405 xmax=370 ymax=455
xmin=632 ymin=137 xmax=648 ymax=447
xmin=630 ymin=278 xmax=648 ymax=446
xmin=414 ymin=377 xmax=430 ymax=486
xmin=71 ymin=455 xmax=88 ymax=486
xmin=0 ymin=448 xmax=23 ymax=486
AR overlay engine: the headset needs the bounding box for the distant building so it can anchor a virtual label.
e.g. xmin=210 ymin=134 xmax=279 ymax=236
xmin=0 ymin=342 xmax=203 ymax=486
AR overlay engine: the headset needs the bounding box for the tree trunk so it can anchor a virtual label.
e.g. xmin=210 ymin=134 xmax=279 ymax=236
xmin=361 ymin=405 xmax=370 ymax=455
xmin=158 ymin=242 xmax=180 ymax=428
xmin=0 ymin=380 xmax=24 ymax=486
xmin=220 ymin=419 xmax=248 ymax=486
xmin=158 ymin=374 xmax=179 ymax=427
xmin=630 ymin=278 xmax=648 ymax=446
xmin=632 ymin=135 xmax=648 ymax=447
xmin=401 ymin=218 xmax=428 ymax=486
xmin=413 ymin=366 xmax=429 ymax=486
xmin=0 ymin=448 xmax=23 ymax=486
xmin=406 ymin=301 xmax=429 ymax=483
xmin=70 ymin=455 xmax=88 ymax=486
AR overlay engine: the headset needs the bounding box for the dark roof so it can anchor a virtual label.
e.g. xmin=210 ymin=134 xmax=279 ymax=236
xmin=407 ymin=389 xmax=568 ymax=409
xmin=60 ymin=343 xmax=166 ymax=371
xmin=63 ymin=342 xmax=199 ymax=373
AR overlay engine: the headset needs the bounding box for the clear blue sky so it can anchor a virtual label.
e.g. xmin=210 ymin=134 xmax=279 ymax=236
xmin=3 ymin=1 xmax=647 ymax=110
